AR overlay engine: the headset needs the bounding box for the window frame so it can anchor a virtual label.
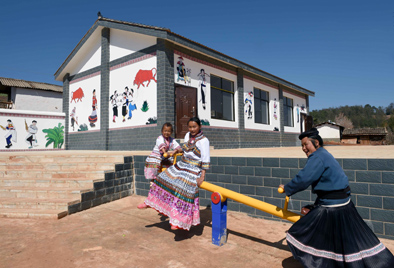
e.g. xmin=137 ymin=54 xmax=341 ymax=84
xmin=283 ymin=96 xmax=294 ymax=127
xmin=210 ymin=74 xmax=235 ymax=121
xmin=253 ymin=87 xmax=270 ymax=125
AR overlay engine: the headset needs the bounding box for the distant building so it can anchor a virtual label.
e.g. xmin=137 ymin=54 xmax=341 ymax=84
xmin=0 ymin=77 xmax=63 ymax=112
xmin=55 ymin=17 xmax=315 ymax=150
xmin=341 ymin=128 xmax=388 ymax=145
xmin=315 ymin=121 xmax=344 ymax=142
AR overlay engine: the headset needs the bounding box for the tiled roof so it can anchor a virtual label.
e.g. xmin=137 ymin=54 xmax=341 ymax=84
xmin=0 ymin=77 xmax=62 ymax=93
xmin=342 ymin=127 xmax=388 ymax=136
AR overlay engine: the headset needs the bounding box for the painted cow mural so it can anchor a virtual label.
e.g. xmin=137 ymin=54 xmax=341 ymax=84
xmin=70 ymin=87 xmax=85 ymax=103
xmin=133 ymin=68 xmax=157 ymax=89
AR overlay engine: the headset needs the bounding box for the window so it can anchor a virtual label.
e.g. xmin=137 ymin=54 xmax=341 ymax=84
xmin=283 ymin=96 xmax=293 ymax=127
xmin=254 ymin=88 xmax=269 ymax=124
xmin=211 ymin=74 xmax=234 ymax=121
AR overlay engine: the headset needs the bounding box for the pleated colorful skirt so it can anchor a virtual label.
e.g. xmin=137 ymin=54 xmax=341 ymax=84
xmin=144 ymin=160 xmax=201 ymax=230
xmin=286 ymin=200 xmax=394 ymax=267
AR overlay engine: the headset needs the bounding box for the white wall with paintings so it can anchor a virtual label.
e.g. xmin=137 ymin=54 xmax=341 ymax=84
xmin=109 ymin=53 xmax=157 ymax=129
xmin=174 ymin=51 xmax=238 ymax=129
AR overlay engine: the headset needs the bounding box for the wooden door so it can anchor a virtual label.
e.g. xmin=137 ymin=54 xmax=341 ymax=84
xmin=175 ymin=86 xmax=197 ymax=138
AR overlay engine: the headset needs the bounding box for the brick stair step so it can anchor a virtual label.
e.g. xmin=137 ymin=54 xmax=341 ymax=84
xmin=0 ymin=155 xmax=125 ymax=164
xmin=0 ymin=208 xmax=68 ymax=219
xmin=41 ymin=163 xmax=115 ymax=171
xmin=0 ymin=186 xmax=90 ymax=199
xmin=0 ymin=197 xmax=77 ymax=210
xmin=0 ymin=178 xmax=97 ymax=188
xmin=0 ymin=170 xmax=105 ymax=179
xmin=1 ymin=163 xmax=115 ymax=171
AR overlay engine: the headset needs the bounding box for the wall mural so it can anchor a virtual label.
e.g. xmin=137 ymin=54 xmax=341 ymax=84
xmin=174 ymin=52 xmax=238 ymax=129
xmin=109 ymin=54 xmax=157 ymax=129
xmin=43 ymin=123 xmax=64 ymax=149
xmin=69 ymin=74 xmax=101 ymax=133
xmin=0 ymin=119 xmax=16 ymax=148
xmin=176 ymin=56 xmax=191 ymax=85
xmin=25 ymin=119 xmax=38 ymax=148
xmin=88 ymin=89 xmax=98 ymax=127
xmin=273 ymin=98 xmax=278 ymax=120
xmin=0 ymin=111 xmax=65 ymax=150
xmin=197 ymin=69 xmax=209 ymax=110
xmin=201 ymin=119 xmax=210 ymax=126
xmin=244 ymin=91 xmax=253 ymax=120
xmin=133 ymin=68 xmax=157 ymax=89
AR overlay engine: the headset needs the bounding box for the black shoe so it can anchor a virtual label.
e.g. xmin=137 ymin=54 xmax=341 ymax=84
xmin=5 ymin=143 xmax=12 ymax=148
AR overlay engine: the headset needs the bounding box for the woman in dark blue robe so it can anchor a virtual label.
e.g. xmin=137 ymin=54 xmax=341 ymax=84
xmin=280 ymin=128 xmax=394 ymax=268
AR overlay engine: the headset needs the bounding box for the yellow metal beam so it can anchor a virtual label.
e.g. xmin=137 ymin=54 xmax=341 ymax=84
xmin=200 ymin=181 xmax=301 ymax=223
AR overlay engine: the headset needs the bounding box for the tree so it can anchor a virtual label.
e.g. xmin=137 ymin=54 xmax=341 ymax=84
xmin=335 ymin=113 xmax=353 ymax=129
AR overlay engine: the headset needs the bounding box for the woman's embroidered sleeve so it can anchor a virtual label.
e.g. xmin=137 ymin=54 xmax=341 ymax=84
xmin=200 ymin=138 xmax=210 ymax=170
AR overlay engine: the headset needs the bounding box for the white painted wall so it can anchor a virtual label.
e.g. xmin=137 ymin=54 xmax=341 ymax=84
xmin=283 ymin=91 xmax=308 ymax=134
xmin=109 ymin=54 xmax=157 ymax=129
xmin=12 ymin=87 xmax=62 ymax=112
xmin=174 ymin=52 xmax=238 ymax=129
xmin=0 ymin=109 xmax=65 ymax=150
xmin=69 ymin=73 xmax=101 ymax=133
xmin=69 ymin=30 xmax=102 ymax=76
xmin=316 ymin=124 xmax=341 ymax=139
xmin=243 ymin=77 xmax=280 ymax=132
xmin=110 ymin=29 xmax=157 ymax=62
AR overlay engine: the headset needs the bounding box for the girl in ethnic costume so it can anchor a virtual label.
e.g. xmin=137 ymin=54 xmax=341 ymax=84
xmin=279 ymin=128 xmax=394 ymax=268
xmin=143 ymin=122 xmax=181 ymax=182
xmin=139 ymin=117 xmax=210 ymax=231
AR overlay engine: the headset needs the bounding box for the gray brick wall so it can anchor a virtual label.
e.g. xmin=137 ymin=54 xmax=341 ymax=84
xmin=133 ymin=156 xmax=394 ymax=239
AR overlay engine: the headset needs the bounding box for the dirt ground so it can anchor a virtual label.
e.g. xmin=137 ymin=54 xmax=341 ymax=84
xmin=1 ymin=195 xmax=394 ymax=268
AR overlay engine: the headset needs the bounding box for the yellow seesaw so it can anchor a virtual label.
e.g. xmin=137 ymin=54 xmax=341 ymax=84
xmin=161 ymin=152 xmax=302 ymax=245
xmin=162 ymin=152 xmax=302 ymax=223
xmin=199 ymin=181 xmax=302 ymax=223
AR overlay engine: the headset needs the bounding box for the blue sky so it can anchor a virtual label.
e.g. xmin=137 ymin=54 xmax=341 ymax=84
xmin=1 ymin=0 xmax=393 ymax=111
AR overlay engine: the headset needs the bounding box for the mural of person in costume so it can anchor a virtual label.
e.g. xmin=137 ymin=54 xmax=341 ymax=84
xmin=125 ymin=86 xmax=137 ymax=119
xmin=121 ymin=92 xmax=128 ymax=122
xmin=0 ymin=119 xmax=17 ymax=148
xmin=25 ymin=120 xmax=38 ymax=149
xmin=244 ymin=91 xmax=253 ymax=119
xmin=88 ymin=89 xmax=98 ymax=127
xmin=110 ymin=91 xmax=119 ymax=123
xmin=197 ymin=69 xmax=210 ymax=110
xmin=273 ymin=98 xmax=278 ymax=120
xmin=70 ymin=107 xmax=78 ymax=131
xmin=296 ymin=104 xmax=300 ymax=123
xmin=176 ymin=56 xmax=186 ymax=82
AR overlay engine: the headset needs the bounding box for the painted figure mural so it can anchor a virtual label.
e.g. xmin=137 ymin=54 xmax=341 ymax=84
xmin=126 ymin=87 xmax=137 ymax=119
xmin=25 ymin=120 xmax=38 ymax=149
xmin=88 ymin=89 xmax=98 ymax=127
xmin=70 ymin=107 xmax=78 ymax=131
xmin=176 ymin=56 xmax=190 ymax=84
xmin=274 ymin=98 xmax=278 ymax=120
xmin=296 ymin=104 xmax=300 ymax=123
xmin=244 ymin=91 xmax=253 ymax=119
xmin=0 ymin=119 xmax=17 ymax=148
xmin=110 ymin=91 xmax=119 ymax=123
xmin=197 ymin=69 xmax=210 ymax=110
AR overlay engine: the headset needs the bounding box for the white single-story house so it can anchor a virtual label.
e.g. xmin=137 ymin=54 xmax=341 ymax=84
xmin=0 ymin=77 xmax=63 ymax=112
xmin=315 ymin=121 xmax=344 ymax=142
xmin=54 ymin=16 xmax=315 ymax=150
